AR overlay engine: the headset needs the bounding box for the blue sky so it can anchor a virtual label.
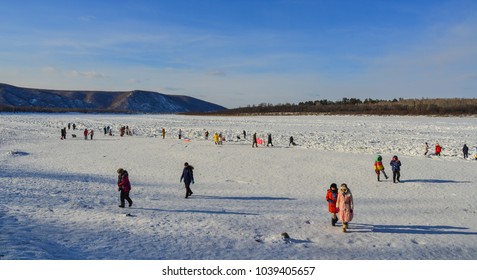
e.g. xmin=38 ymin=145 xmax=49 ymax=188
xmin=1 ymin=0 xmax=476 ymax=108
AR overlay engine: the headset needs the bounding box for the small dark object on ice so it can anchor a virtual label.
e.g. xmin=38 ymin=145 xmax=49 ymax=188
xmin=281 ymin=232 xmax=290 ymax=239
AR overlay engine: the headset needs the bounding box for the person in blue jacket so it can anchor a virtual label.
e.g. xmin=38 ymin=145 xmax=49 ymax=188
xmin=390 ymin=155 xmax=402 ymax=183
xmin=180 ymin=162 xmax=195 ymax=198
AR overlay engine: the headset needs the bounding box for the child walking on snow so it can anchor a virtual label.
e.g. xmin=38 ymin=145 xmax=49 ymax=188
xmin=326 ymin=183 xmax=339 ymax=226
xmin=390 ymin=155 xmax=402 ymax=183
xmin=374 ymin=155 xmax=388 ymax=181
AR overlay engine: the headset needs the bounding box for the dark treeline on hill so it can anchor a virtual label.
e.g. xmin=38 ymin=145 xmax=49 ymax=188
xmin=197 ymin=97 xmax=477 ymax=116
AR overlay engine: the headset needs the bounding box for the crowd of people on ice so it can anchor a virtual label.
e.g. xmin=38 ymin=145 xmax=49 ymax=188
xmin=59 ymin=123 xmax=136 ymax=140
xmin=57 ymin=121 xmax=475 ymax=234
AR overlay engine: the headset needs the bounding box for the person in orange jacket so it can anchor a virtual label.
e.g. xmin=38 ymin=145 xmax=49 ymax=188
xmin=374 ymin=155 xmax=388 ymax=181
xmin=326 ymin=183 xmax=339 ymax=226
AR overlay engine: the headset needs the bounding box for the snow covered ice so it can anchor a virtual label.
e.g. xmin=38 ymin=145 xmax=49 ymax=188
xmin=1 ymin=113 xmax=477 ymax=260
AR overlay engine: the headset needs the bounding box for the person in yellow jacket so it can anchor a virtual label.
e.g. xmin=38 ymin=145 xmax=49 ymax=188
xmin=213 ymin=133 xmax=219 ymax=145
xmin=373 ymin=155 xmax=388 ymax=181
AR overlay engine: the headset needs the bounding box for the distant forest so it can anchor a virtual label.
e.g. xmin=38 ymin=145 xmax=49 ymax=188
xmin=202 ymin=98 xmax=477 ymax=116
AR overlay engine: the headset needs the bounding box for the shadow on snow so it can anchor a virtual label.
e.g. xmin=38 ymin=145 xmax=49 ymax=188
xmin=193 ymin=195 xmax=296 ymax=201
xmin=133 ymin=207 xmax=259 ymax=216
xmin=351 ymin=223 xmax=477 ymax=235
xmin=0 ymin=167 xmax=113 ymax=185
xmin=401 ymin=179 xmax=471 ymax=184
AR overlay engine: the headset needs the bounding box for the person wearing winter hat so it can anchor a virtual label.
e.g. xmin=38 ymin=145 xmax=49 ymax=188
xmin=326 ymin=183 xmax=339 ymax=226
xmin=390 ymin=155 xmax=402 ymax=183
xmin=336 ymin=183 xmax=354 ymax=233
xmin=117 ymin=168 xmax=133 ymax=208
xmin=374 ymin=155 xmax=388 ymax=181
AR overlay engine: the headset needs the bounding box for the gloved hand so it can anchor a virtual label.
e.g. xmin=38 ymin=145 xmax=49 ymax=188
xmin=192 ymin=180 xmax=195 ymax=184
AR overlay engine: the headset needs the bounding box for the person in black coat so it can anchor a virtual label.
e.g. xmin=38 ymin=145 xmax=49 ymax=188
xmin=267 ymin=133 xmax=273 ymax=147
xmin=180 ymin=162 xmax=195 ymax=198
xmin=463 ymin=144 xmax=469 ymax=159
xmin=289 ymin=136 xmax=296 ymax=146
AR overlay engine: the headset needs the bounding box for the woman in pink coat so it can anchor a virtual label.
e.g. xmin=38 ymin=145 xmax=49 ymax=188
xmin=336 ymin=183 xmax=354 ymax=232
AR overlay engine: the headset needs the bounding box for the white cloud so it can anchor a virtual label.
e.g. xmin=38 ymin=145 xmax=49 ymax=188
xmin=69 ymin=71 xmax=109 ymax=79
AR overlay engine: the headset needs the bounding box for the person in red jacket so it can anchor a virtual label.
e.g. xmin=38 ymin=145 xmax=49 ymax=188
xmin=435 ymin=143 xmax=442 ymax=156
xmin=326 ymin=183 xmax=339 ymax=226
xmin=117 ymin=168 xmax=133 ymax=208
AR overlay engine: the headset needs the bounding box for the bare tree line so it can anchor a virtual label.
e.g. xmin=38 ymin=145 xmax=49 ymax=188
xmin=200 ymin=98 xmax=477 ymax=116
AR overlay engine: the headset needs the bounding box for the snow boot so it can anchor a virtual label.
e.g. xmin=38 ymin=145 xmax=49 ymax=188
xmin=331 ymin=217 xmax=338 ymax=226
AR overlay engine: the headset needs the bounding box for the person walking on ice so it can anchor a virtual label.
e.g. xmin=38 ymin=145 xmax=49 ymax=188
xmin=252 ymin=132 xmax=258 ymax=148
xmin=336 ymin=183 xmax=353 ymax=233
xmin=374 ymin=155 xmax=388 ymax=181
xmin=117 ymin=168 xmax=133 ymax=208
xmin=390 ymin=155 xmax=402 ymax=183
xmin=267 ymin=133 xmax=274 ymax=147
xmin=289 ymin=136 xmax=296 ymax=146
xmin=463 ymin=144 xmax=469 ymax=159
xmin=180 ymin=162 xmax=195 ymax=198
xmin=435 ymin=143 xmax=442 ymax=156
xmin=326 ymin=183 xmax=339 ymax=226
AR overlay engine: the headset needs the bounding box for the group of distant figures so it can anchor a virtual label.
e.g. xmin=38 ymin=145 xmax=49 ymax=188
xmin=60 ymin=123 xmax=135 ymax=140
xmin=424 ymin=142 xmax=475 ymax=159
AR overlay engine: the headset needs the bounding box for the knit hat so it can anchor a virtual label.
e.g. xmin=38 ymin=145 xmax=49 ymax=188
xmin=117 ymin=168 xmax=124 ymax=174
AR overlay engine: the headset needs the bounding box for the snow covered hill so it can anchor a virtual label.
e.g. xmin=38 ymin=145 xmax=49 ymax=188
xmin=0 ymin=83 xmax=226 ymax=113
